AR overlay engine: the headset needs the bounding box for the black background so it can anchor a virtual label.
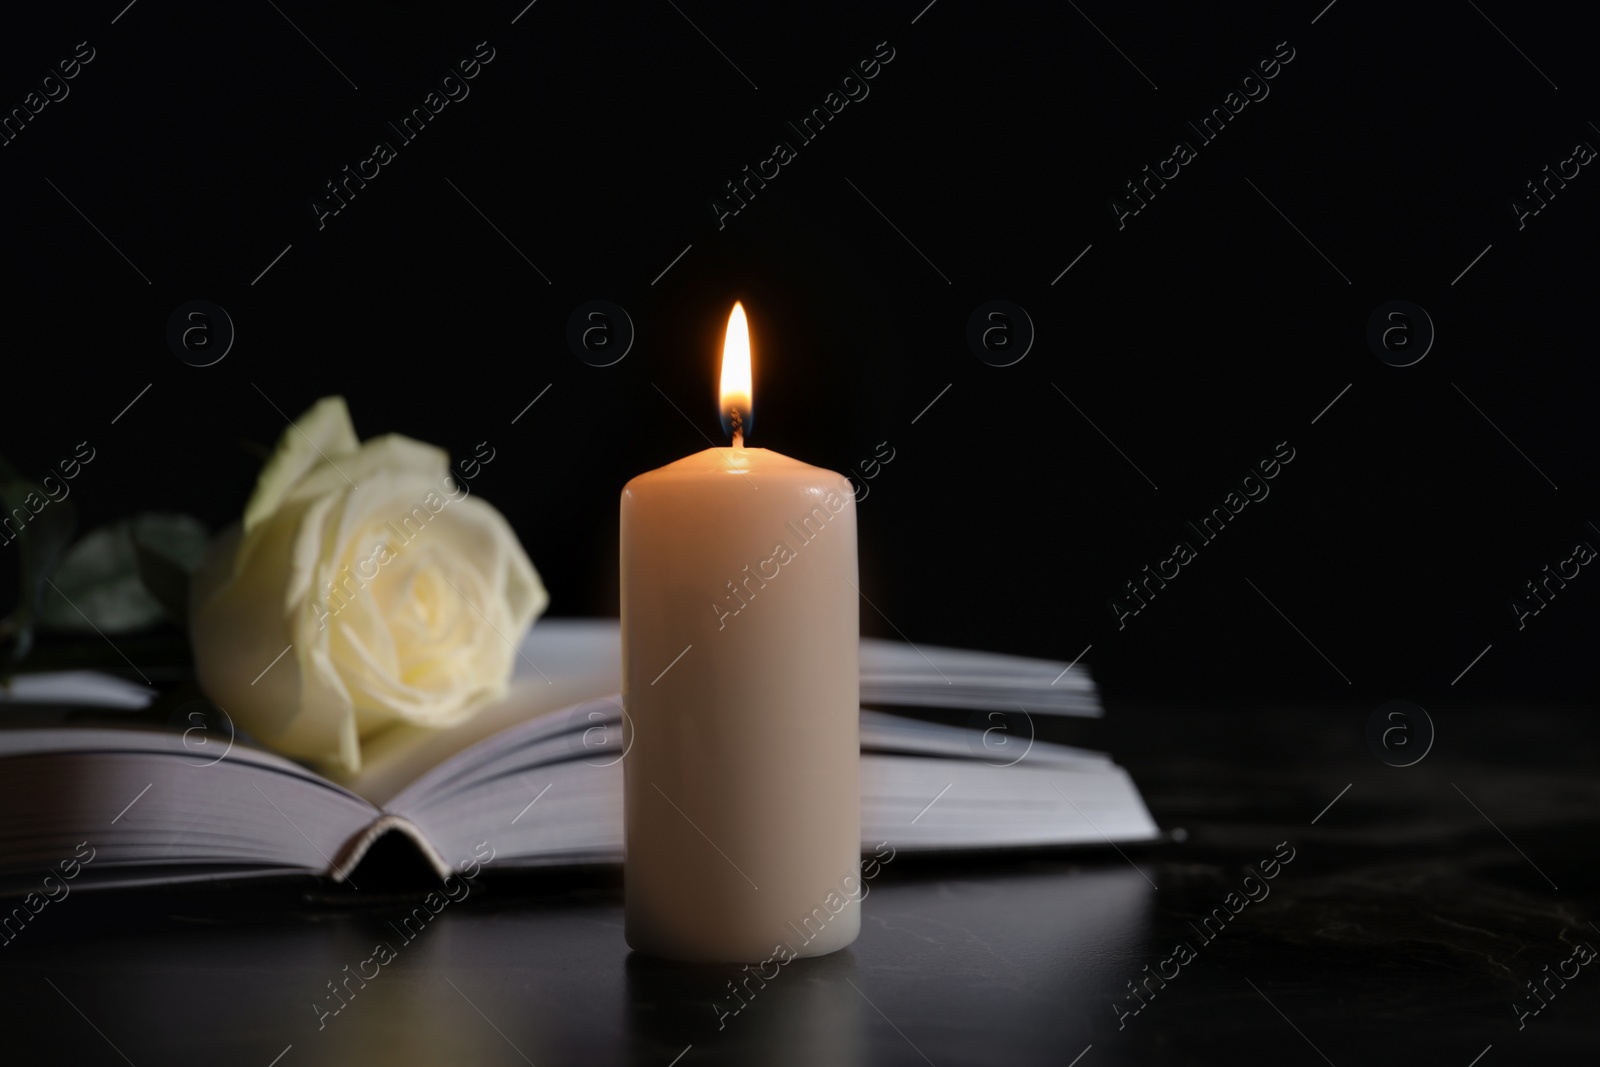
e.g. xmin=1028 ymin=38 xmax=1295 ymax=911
xmin=3 ymin=0 xmax=1595 ymax=706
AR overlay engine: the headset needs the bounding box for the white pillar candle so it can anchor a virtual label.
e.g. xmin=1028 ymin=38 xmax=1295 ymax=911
xmin=621 ymin=303 xmax=861 ymax=963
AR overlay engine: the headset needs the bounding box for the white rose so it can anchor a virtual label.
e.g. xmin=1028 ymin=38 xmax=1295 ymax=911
xmin=189 ymin=397 xmax=547 ymax=775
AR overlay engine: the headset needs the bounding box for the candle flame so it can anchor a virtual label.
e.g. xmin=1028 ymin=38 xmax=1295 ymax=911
xmin=719 ymin=301 xmax=752 ymax=445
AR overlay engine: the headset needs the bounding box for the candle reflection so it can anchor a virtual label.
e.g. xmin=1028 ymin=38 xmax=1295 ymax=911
xmin=626 ymin=949 xmax=866 ymax=1067
xmin=622 ymin=862 xmax=1154 ymax=1064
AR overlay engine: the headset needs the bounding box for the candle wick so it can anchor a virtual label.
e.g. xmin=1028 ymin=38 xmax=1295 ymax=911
xmin=729 ymin=408 xmax=744 ymax=450
xmin=732 ymin=431 xmax=744 ymax=449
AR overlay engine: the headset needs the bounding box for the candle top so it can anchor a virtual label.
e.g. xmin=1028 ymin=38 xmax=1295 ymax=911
xmin=642 ymin=446 xmax=819 ymax=477
xmin=624 ymin=447 xmax=853 ymax=498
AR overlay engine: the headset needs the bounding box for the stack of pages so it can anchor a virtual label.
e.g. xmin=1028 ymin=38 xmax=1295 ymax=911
xmin=0 ymin=620 xmax=1157 ymax=894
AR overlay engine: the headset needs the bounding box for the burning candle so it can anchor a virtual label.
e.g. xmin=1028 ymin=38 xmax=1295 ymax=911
xmin=620 ymin=302 xmax=861 ymax=962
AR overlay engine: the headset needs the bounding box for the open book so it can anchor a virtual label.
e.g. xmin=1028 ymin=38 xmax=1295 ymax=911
xmin=0 ymin=621 xmax=1158 ymax=895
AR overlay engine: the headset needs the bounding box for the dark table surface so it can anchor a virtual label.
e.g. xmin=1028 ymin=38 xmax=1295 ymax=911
xmin=4 ymin=702 xmax=1597 ymax=1065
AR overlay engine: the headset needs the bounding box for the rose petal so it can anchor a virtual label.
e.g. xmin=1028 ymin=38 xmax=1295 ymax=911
xmin=243 ymin=396 xmax=359 ymax=533
xmin=281 ymin=434 xmax=449 ymax=511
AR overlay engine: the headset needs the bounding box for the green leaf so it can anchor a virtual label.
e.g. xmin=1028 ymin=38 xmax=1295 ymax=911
xmin=0 ymin=453 xmax=79 ymax=662
xmin=132 ymin=515 xmax=208 ymax=625
xmin=36 ymin=514 xmax=208 ymax=635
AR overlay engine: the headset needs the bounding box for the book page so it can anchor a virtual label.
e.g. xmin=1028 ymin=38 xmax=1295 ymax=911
xmin=345 ymin=620 xmax=622 ymax=806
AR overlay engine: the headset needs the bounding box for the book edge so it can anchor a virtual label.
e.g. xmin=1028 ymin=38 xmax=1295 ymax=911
xmin=331 ymin=813 xmax=452 ymax=883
